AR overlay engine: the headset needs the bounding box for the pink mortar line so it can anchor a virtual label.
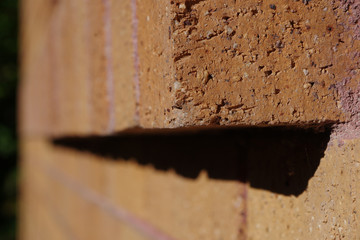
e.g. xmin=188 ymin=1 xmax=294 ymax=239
xmin=42 ymin=162 xmax=178 ymax=240
xmin=49 ymin=26 xmax=59 ymax=136
xmin=131 ymin=0 xmax=141 ymax=123
xmin=103 ymin=0 xmax=116 ymax=133
xmin=83 ymin=0 xmax=94 ymax=134
xmin=49 ymin=7 xmax=64 ymax=136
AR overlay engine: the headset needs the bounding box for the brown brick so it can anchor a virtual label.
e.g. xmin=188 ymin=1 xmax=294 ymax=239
xmin=20 ymin=1 xmax=360 ymax=239
xmin=138 ymin=0 xmax=359 ymax=128
xmin=21 ymin=131 xmax=360 ymax=239
xmin=21 ymin=0 xmax=360 ymax=136
xmin=20 ymin=138 xmax=153 ymax=240
xmin=20 ymin=138 xmax=246 ymax=240
xmin=247 ymin=139 xmax=360 ymax=239
xmin=20 ymin=0 xmax=137 ymax=136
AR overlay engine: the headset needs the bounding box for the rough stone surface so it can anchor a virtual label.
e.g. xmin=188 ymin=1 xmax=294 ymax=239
xmin=138 ymin=0 xmax=359 ymax=129
xmin=332 ymin=76 xmax=360 ymax=142
xmin=339 ymin=0 xmax=360 ymax=40
xmin=21 ymin=0 xmax=360 ymax=136
xmin=20 ymin=0 xmax=360 ymax=239
xmin=329 ymin=0 xmax=360 ymax=142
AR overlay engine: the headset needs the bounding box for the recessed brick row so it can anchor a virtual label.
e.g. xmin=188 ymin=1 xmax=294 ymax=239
xmin=20 ymin=130 xmax=360 ymax=239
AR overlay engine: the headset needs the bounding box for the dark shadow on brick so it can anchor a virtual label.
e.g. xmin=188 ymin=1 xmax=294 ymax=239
xmin=53 ymin=126 xmax=331 ymax=196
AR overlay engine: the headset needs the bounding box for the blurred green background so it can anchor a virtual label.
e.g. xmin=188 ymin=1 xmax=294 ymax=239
xmin=0 ymin=0 xmax=18 ymax=239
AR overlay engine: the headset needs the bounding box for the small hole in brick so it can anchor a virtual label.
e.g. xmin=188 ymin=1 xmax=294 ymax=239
xmin=222 ymin=16 xmax=230 ymax=22
xmin=264 ymin=70 xmax=273 ymax=77
xmin=210 ymin=116 xmax=221 ymax=125
xmin=291 ymin=60 xmax=296 ymax=68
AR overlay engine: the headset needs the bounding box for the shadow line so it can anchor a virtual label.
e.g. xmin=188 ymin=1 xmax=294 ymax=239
xmin=53 ymin=127 xmax=331 ymax=196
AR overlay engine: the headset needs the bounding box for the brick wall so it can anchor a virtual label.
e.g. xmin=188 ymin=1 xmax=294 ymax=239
xmin=20 ymin=0 xmax=360 ymax=239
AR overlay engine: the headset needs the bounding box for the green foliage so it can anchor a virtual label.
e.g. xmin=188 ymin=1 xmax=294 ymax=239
xmin=0 ymin=0 xmax=18 ymax=239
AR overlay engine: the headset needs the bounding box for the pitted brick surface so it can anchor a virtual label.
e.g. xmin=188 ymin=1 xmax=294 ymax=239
xmin=149 ymin=0 xmax=356 ymax=128
xmin=21 ymin=0 xmax=359 ymax=134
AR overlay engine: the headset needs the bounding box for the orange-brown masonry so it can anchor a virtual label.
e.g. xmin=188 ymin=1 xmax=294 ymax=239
xmin=21 ymin=0 xmax=360 ymax=136
xmin=20 ymin=0 xmax=360 ymax=239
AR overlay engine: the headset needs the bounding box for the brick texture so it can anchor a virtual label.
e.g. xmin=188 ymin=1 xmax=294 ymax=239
xmin=20 ymin=0 xmax=360 ymax=239
xmin=21 ymin=0 xmax=360 ymax=136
